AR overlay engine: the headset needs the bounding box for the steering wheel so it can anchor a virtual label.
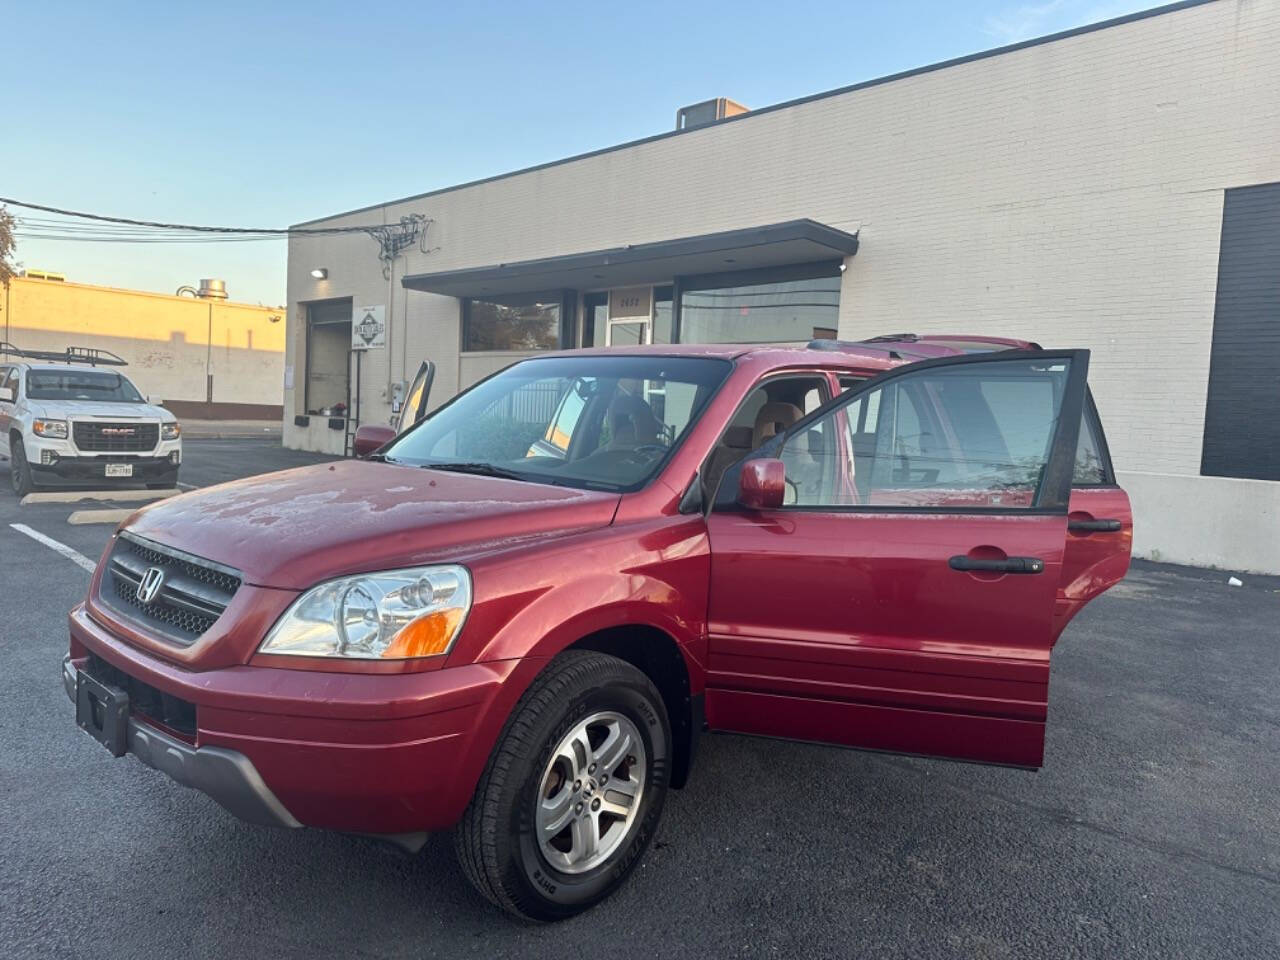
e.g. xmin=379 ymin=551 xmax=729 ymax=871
xmin=620 ymin=443 xmax=667 ymax=465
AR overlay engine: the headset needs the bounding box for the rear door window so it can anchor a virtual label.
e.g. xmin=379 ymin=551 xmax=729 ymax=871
xmin=1073 ymin=397 xmax=1113 ymax=485
xmin=777 ymin=357 xmax=1076 ymax=508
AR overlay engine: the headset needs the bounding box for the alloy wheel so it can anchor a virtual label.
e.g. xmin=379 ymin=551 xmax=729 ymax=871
xmin=534 ymin=710 xmax=646 ymax=874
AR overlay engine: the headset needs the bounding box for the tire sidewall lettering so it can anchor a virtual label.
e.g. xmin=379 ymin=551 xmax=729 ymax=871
xmin=512 ymin=677 xmax=670 ymax=913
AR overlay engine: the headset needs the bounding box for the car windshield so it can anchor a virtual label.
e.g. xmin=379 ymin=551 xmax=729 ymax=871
xmin=26 ymin=369 xmax=145 ymax=402
xmin=384 ymin=355 xmax=732 ymax=492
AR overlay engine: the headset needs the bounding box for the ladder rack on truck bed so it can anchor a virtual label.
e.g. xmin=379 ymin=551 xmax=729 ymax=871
xmin=0 ymin=342 xmax=129 ymax=366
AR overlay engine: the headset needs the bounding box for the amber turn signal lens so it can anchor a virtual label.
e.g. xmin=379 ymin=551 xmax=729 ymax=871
xmin=381 ymin=608 xmax=464 ymax=659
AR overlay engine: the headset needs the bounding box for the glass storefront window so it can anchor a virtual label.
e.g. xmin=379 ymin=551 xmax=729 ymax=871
xmin=679 ymin=268 xmax=840 ymax=344
xmin=582 ymin=292 xmax=608 ymax=348
xmin=464 ymin=291 xmax=562 ymax=352
xmin=652 ymin=286 xmax=674 ymax=344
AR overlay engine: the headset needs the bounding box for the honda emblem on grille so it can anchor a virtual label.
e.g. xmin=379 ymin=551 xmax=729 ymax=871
xmin=136 ymin=566 xmax=166 ymax=604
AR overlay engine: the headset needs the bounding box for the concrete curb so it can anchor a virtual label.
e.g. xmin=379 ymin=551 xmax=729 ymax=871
xmin=67 ymin=509 xmax=135 ymax=525
xmin=21 ymin=488 xmax=179 ymax=505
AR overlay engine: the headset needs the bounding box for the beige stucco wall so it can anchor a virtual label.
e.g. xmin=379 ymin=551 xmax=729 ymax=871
xmin=284 ymin=0 xmax=1280 ymax=571
xmin=2 ymin=276 xmax=285 ymax=413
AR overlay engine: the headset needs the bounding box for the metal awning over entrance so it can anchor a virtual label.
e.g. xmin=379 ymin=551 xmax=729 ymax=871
xmin=400 ymin=219 xmax=859 ymax=297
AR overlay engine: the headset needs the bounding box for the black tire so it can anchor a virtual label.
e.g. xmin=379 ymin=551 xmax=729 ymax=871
xmin=10 ymin=438 xmax=34 ymax=497
xmin=455 ymin=651 xmax=671 ymax=921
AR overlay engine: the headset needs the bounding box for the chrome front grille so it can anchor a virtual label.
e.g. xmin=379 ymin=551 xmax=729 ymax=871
xmin=73 ymin=421 xmax=159 ymax=452
xmin=101 ymin=533 xmax=242 ymax=645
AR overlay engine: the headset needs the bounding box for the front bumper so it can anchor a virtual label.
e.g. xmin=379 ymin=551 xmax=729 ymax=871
xmin=24 ymin=433 xmax=181 ymax=486
xmin=63 ymin=656 xmax=300 ymax=829
xmin=67 ymin=603 xmax=536 ymax=836
xmin=33 ymin=455 xmax=179 ymax=486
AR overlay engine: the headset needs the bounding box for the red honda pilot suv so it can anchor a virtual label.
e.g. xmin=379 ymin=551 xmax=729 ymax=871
xmin=66 ymin=334 xmax=1132 ymax=920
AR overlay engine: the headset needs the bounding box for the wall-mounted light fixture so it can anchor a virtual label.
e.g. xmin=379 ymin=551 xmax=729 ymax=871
xmin=310 ymin=268 xmax=329 ymax=280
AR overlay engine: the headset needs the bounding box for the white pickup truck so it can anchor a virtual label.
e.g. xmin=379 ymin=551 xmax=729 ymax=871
xmin=0 ymin=346 xmax=182 ymax=496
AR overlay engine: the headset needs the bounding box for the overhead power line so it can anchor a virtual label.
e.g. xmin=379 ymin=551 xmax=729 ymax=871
xmin=2 ymin=195 xmax=432 ymax=265
xmin=0 ymin=197 xmax=384 ymax=236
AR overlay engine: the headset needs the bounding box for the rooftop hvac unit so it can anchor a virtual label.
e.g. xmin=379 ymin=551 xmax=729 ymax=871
xmin=675 ymin=97 xmax=749 ymax=131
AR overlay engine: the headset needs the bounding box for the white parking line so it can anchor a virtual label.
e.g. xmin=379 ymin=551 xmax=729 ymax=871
xmin=9 ymin=523 xmax=97 ymax=573
xmin=177 ymin=481 xmax=199 ymax=490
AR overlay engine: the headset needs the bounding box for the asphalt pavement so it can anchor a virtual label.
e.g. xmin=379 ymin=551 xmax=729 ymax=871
xmin=1 ymin=438 xmax=1277 ymax=959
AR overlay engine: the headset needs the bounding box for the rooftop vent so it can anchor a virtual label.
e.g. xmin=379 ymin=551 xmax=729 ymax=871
xmin=175 ymin=278 xmax=229 ymax=299
xmin=676 ymin=97 xmax=749 ymax=131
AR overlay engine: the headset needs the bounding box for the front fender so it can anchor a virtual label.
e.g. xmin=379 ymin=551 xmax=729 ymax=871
xmin=436 ymin=515 xmax=711 ymax=818
xmin=450 ymin=515 xmax=710 ymax=676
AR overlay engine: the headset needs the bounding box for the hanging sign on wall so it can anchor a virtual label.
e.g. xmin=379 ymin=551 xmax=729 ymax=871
xmin=352 ymin=305 xmax=387 ymax=350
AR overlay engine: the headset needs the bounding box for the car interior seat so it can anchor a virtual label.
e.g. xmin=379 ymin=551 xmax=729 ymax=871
xmin=606 ymin=391 xmax=663 ymax=449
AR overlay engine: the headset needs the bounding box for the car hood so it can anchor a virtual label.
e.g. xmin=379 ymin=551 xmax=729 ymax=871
xmin=123 ymin=460 xmax=622 ymax=589
xmin=31 ymin=400 xmax=171 ymax=420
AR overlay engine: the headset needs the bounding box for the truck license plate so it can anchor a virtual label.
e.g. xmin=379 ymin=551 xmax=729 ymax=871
xmin=105 ymin=464 xmax=133 ymax=478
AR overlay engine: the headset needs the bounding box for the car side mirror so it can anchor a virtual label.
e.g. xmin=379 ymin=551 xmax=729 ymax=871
xmin=737 ymin=458 xmax=786 ymax=510
xmin=0 ymin=387 xmax=13 ymax=403
xmin=353 ymin=424 xmax=397 ymax=458
xmin=148 ymin=395 xmax=165 ymax=406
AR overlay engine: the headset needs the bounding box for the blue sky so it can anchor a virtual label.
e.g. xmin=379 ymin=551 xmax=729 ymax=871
xmin=4 ymin=0 xmax=1157 ymax=304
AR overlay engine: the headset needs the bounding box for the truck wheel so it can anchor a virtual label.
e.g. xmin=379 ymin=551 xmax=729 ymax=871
xmin=455 ymin=651 xmax=671 ymax=921
xmin=10 ymin=439 xmax=34 ymax=497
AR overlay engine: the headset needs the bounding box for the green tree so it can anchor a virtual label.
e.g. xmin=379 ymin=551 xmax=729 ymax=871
xmin=0 ymin=206 xmax=16 ymax=286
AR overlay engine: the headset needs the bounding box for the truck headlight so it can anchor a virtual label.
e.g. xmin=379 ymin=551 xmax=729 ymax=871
xmin=259 ymin=565 xmax=472 ymax=660
xmin=162 ymin=422 xmax=182 ymax=440
xmin=33 ymin=418 xmax=68 ymax=439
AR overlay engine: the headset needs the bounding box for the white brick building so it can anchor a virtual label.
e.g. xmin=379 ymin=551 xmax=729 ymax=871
xmin=284 ymin=0 xmax=1280 ymax=573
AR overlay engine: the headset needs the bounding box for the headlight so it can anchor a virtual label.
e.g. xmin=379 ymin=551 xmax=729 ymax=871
xmin=33 ymin=419 xmax=68 ymax=439
xmin=259 ymin=564 xmax=472 ymax=660
xmin=162 ymin=422 xmax=182 ymax=440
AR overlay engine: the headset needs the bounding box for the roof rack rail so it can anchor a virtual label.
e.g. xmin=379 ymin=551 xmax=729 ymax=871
xmin=805 ymin=338 xmax=926 ymax=361
xmin=0 ymin=342 xmax=129 ymax=367
xmin=862 ymin=333 xmax=919 ymax=343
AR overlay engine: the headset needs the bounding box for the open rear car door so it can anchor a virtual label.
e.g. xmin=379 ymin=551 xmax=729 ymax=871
xmin=705 ymin=349 xmax=1131 ymax=769
xmin=1056 ymin=392 xmax=1133 ymax=640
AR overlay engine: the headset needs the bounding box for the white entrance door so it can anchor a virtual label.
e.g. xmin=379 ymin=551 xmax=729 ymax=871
xmin=605 ymin=287 xmax=653 ymax=347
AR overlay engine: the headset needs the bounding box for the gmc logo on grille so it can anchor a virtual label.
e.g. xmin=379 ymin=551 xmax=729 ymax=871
xmin=100 ymin=427 xmax=136 ymax=436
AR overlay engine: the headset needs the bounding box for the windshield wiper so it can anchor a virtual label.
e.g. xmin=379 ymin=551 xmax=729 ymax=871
xmin=364 ymin=453 xmax=399 ymax=463
xmin=423 ymin=461 xmax=529 ymax=482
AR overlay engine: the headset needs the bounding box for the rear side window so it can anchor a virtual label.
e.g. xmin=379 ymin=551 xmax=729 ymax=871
xmin=1073 ymin=396 xmax=1113 ymax=485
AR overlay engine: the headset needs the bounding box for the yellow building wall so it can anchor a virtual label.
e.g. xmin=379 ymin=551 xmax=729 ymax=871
xmin=1 ymin=276 xmax=285 ymax=416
